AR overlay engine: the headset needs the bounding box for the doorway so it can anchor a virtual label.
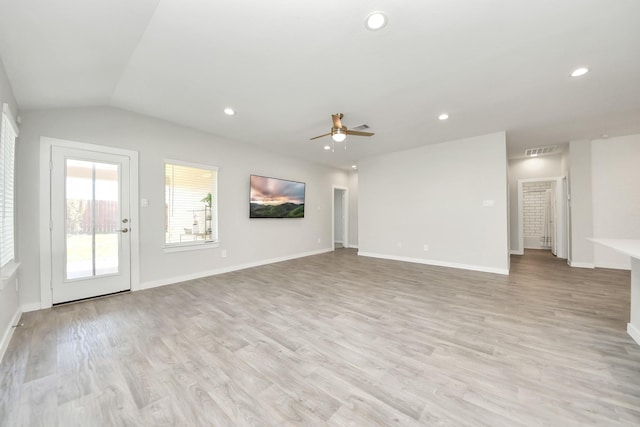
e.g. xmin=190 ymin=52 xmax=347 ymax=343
xmin=40 ymin=138 xmax=140 ymax=307
xmin=517 ymin=177 xmax=568 ymax=259
xmin=333 ymin=186 xmax=348 ymax=249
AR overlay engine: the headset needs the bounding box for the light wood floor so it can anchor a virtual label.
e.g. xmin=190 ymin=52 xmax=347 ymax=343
xmin=1 ymin=249 xmax=640 ymax=426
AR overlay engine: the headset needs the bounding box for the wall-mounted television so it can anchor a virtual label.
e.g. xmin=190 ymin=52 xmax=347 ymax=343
xmin=250 ymin=175 xmax=305 ymax=218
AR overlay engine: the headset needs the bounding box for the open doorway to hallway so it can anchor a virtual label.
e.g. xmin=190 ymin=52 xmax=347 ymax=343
xmin=517 ymin=177 xmax=569 ymax=260
xmin=333 ymin=186 xmax=348 ymax=250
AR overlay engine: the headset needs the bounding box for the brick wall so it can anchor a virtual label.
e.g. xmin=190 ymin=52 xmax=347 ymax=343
xmin=523 ymin=181 xmax=552 ymax=237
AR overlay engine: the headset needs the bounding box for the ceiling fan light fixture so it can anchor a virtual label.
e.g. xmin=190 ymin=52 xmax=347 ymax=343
xmin=365 ymin=11 xmax=387 ymax=31
xmin=332 ymin=128 xmax=347 ymax=142
xmin=438 ymin=113 xmax=449 ymax=121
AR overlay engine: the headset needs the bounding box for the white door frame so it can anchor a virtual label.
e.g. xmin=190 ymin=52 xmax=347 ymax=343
xmin=39 ymin=137 xmax=140 ymax=309
xmin=332 ymin=186 xmax=349 ymax=249
xmin=517 ymin=176 xmax=568 ymax=259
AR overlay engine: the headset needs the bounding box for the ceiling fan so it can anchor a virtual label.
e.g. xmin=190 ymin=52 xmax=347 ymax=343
xmin=310 ymin=113 xmax=374 ymax=144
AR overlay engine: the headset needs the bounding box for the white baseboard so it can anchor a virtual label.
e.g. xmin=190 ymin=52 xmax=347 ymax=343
xmin=0 ymin=307 xmax=22 ymax=363
xmin=140 ymin=248 xmax=334 ymax=290
xmin=628 ymin=323 xmax=640 ymax=347
xmin=568 ymin=260 xmax=595 ymax=269
xmin=347 ymin=244 xmax=359 ymax=249
xmin=357 ymin=252 xmax=509 ymax=275
xmin=510 ymin=249 xmax=524 ymax=255
xmin=594 ymin=262 xmax=631 ymax=271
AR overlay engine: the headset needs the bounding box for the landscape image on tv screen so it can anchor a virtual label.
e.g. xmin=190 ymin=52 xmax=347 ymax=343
xmin=250 ymin=175 xmax=305 ymax=218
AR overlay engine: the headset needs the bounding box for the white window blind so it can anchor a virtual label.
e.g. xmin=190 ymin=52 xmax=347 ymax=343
xmin=1 ymin=104 xmax=18 ymax=268
xmin=165 ymin=160 xmax=218 ymax=246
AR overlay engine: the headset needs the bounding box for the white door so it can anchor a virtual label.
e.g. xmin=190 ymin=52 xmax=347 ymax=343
xmin=51 ymin=146 xmax=131 ymax=304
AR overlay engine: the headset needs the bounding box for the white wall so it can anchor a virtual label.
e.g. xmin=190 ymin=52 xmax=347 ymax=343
xmin=592 ymin=134 xmax=640 ymax=269
xmin=560 ymin=147 xmax=570 ymax=177
xmin=17 ymin=106 xmax=349 ymax=307
xmin=358 ymin=132 xmax=509 ymax=274
xmin=569 ymin=140 xmax=594 ymax=268
xmin=508 ymin=154 xmax=564 ymax=253
xmin=0 ymin=56 xmax=20 ymax=361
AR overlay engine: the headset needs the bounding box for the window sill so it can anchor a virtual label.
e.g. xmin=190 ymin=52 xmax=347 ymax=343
xmin=163 ymin=241 xmax=220 ymax=253
xmin=0 ymin=261 xmax=20 ymax=291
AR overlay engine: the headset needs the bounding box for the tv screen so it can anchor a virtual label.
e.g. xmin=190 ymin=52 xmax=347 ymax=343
xmin=250 ymin=175 xmax=305 ymax=218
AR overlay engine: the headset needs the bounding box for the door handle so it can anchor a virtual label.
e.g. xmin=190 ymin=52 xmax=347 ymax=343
xmin=121 ymin=228 xmax=129 ymax=233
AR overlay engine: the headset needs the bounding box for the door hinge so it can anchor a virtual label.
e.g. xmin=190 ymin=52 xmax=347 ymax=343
xmin=49 ymin=160 xmax=53 ymax=171
xmin=49 ymin=219 xmax=52 ymax=230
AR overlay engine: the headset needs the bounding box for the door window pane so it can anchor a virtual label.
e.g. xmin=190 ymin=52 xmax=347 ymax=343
xmin=65 ymin=159 xmax=120 ymax=279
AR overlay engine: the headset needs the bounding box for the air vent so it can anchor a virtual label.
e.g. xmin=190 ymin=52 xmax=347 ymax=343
xmin=352 ymin=124 xmax=370 ymax=130
xmin=525 ymin=145 xmax=558 ymax=157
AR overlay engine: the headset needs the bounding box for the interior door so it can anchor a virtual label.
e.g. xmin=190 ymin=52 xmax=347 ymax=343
xmin=51 ymin=146 xmax=131 ymax=304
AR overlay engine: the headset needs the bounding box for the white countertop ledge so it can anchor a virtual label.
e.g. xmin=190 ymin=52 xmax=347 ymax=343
xmin=588 ymin=238 xmax=640 ymax=259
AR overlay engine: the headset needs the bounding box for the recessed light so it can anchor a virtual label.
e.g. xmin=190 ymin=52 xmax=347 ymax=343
xmin=223 ymin=107 xmax=235 ymax=116
xmin=438 ymin=113 xmax=449 ymax=121
xmin=570 ymin=67 xmax=589 ymax=77
xmin=601 ymin=134 xmax=609 ymax=139
xmin=351 ymin=165 xmax=358 ymax=170
xmin=365 ymin=11 xmax=387 ymax=31
xmin=324 ymin=145 xmax=331 ymax=150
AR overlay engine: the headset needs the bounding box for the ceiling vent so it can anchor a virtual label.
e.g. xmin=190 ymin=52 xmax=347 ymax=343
xmin=352 ymin=124 xmax=370 ymax=131
xmin=525 ymin=145 xmax=558 ymax=157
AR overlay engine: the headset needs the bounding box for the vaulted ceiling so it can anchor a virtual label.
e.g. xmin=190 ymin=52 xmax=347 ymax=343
xmin=1 ymin=0 xmax=639 ymax=169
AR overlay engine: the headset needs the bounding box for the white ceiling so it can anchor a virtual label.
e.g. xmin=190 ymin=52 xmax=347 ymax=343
xmin=1 ymin=0 xmax=639 ymax=170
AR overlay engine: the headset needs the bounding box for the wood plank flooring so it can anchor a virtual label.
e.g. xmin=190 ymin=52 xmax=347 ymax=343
xmin=1 ymin=249 xmax=640 ymax=426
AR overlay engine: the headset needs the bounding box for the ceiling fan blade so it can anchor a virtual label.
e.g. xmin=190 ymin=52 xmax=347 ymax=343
xmin=332 ymin=113 xmax=344 ymax=129
xmin=346 ymin=130 xmax=375 ymax=137
xmin=310 ymin=132 xmax=331 ymax=140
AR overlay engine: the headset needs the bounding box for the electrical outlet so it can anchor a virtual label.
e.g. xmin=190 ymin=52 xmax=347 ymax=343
xmin=221 ymin=249 xmax=227 ymax=258
xmin=397 ymin=241 xmax=402 ymax=248
xmin=317 ymin=237 xmax=321 ymax=244
xmin=423 ymin=244 xmax=429 ymax=251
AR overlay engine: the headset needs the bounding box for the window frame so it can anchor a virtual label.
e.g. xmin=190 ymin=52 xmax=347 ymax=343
xmin=163 ymin=158 xmax=219 ymax=253
xmin=0 ymin=103 xmax=20 ymax=288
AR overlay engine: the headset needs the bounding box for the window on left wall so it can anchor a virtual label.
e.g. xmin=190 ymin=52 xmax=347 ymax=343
xmin=1 ymin=103 xmax=19 ymax=282
xmin=164 ymin=160 xmax=218 ymax=251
